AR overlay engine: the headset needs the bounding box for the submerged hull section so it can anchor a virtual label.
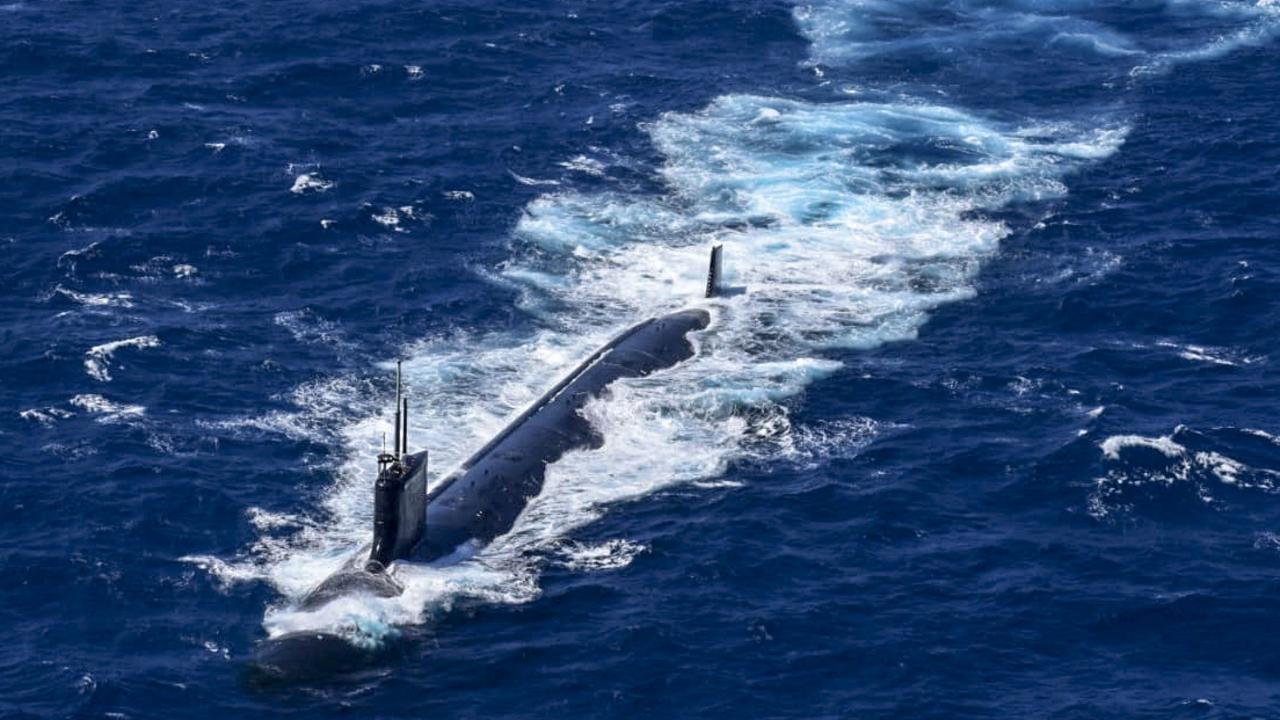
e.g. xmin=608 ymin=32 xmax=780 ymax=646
xmin=419 ymin=308 xmax=710 ymax=560
xmin=247 ymin=631 xmax=384 ymax=684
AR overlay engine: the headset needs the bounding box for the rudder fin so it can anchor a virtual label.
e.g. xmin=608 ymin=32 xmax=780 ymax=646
xmin=705 ymin=244 xmax=724 ymax=299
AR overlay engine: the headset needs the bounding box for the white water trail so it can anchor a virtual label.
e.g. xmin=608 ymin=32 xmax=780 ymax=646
xmin=186 ymin=90 xmax=1125 ymax=645
xmin=795 ymin=0 xmax=1280 ymax=77
xmin=219 ymin=0 xmax=1280 ymax=643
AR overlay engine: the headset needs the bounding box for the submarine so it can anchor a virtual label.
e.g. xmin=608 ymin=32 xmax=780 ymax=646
xmin=249 ymin=246 xmax=726 ymax=679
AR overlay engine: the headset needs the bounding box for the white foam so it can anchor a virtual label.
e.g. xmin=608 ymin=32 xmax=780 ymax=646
xmin=511 ymin=96 xmax=1123 ymax=359
xmin=290 ymin=173 xmax=334 ymax=194
xmin=1254 ymin=532 xmax=1280 ymax=551
xmin=1243 ymin=428 xmax=1280 ymax=444
xmin=371 ymin=207 xmax=402 ymax=229
xmin=691 ymin=478 xmax=747 ymax=489
xmin=248 ymin=507 xmax=305 ymax=531
xmin=69 ymin=394 xmax=146 ymax=422
xmin=776 ymin=416 xmax=886 ymax=467
xmin=273 ymin=309 xmax=348 ymax=348
xmin=1100 ymin=433 xmax=1187 ymax=460
xmin=1049 ymin=31 xmax=1144 ymax=58
xmin=556 ymin=539 xmax=648 ymax=571
xmin=57 ymin=241 xmax=101 ymax=272
xmin=793 ymin=1 xmax=1138 ymax=66
xmin=202 ymin=640 xmax=230 ymax=660
xmin=19 ymin=407 xmax=74 ymax=426
xmin=1156 ymin=341 xmax=1260 ymax=367
xmin=1135 ymin=0 xmax=1280 ymax=75
xmin=52 ymin=285 xmax=134 ymax=308
xmin=1092 ymin=427 xmax=1280 ymax=517
xmin=796 ymin=0 xmax=1280 ymax=77
xmin=197 ymin=374 xmax=366 ymax=442
xmin=558 ymin=154 xmax=607 ymax=176
xmin=180 ymin=554 xmax=268 ymax=592
xmin=84 ymin=335 xmax=160 ymax=382
xmin=509 ymin=170 xmax=561 ymax=187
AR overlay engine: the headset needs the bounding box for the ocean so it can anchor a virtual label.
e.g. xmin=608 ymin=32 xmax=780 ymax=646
xmin=3 ymin=0 xmax=1280 ymax=717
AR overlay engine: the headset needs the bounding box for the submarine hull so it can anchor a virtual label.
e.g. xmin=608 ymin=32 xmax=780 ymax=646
xmin=254 ymin=309 xmax=711 ymax=679
xmin=416 ymin=308 xmax=710 ymax=561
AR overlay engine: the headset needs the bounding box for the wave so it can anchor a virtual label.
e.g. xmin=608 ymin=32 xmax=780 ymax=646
xmin=555 ymin=539 xmax=649 ymax=572
xmin=19 ymin=407 xmax=74 ymax=427
xmin=289 ymin=172 xmax=334 ymax=194
xmin=795 ymin=0 xmax=1280 ymax=80
xmin=1092 ymin=426 xmax=1280 ymax=519
xmin=69 ymin=394 xmax=147 ymax=423
xmin=84 ymin=335 xmax=160 ymax=382
xmin=50 ymin=285 xmax=135 ymax=309
xmin=1155 ymin=341 xmax=1263 ymax=367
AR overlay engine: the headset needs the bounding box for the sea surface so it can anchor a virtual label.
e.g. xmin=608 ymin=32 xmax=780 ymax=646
xmin=3 ymin=1 xmax=1280 ymax=717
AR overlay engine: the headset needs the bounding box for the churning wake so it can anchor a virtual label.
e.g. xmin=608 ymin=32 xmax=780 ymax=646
xmin=187 ymin=0 xmax=1276 ymax=647
xmin=795 ymin=0 xmax=1280 ymax=77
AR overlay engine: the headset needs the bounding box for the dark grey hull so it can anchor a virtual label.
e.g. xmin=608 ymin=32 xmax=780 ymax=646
xmin=251 ymin=309 xmax=711 ymax=679
xmin=417 ymin=307 xmax=710 ymax=561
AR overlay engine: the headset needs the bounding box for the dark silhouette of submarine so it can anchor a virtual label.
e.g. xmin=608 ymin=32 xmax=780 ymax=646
xmin=249 ymin=246 xmax=724 ymax=680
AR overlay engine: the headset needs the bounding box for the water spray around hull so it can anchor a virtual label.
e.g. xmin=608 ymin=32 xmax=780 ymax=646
xmin=248 ymin=247 xmax=725 ymax=679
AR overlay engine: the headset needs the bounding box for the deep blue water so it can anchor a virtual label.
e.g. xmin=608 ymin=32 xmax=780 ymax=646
xmin=4 ymin=0 xmax=1280 ymax=717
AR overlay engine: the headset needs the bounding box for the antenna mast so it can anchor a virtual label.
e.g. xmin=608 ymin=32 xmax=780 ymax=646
xmin=401 ymin=398 xmax=409 ymax=456
xmin=393 ymin=360 xmax=402 ymax=458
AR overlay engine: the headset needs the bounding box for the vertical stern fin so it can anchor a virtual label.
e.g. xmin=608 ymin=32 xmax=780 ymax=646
xmin=705 ymin=244 xmax=724 ymax=299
